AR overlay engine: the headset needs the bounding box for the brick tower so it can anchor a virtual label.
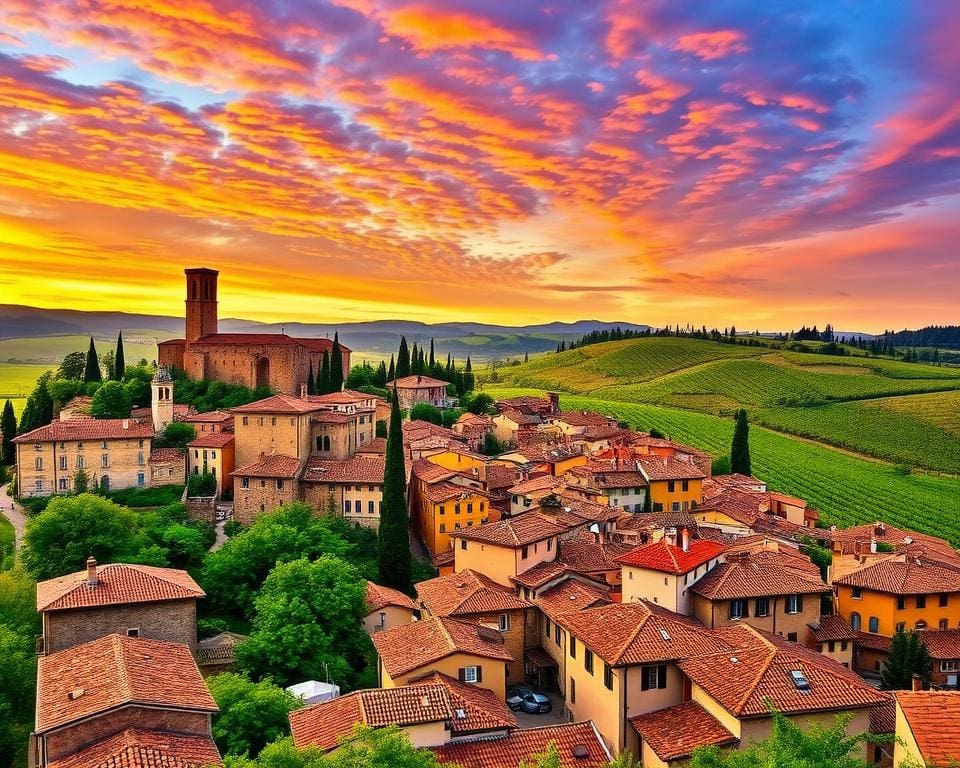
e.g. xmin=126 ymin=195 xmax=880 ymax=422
xmin=184 ymin=267 xmax=219 ymax=342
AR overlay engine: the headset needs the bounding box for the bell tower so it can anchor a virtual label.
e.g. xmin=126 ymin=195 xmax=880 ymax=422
xmin=151 ymin=367 xmax=174 ymax=432
xmin=185 ymin=267 xmax=219 ymax=342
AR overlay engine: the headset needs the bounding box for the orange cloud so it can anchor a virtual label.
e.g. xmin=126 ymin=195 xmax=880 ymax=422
xmin=673 ymin=30 xmax=748 ymax=61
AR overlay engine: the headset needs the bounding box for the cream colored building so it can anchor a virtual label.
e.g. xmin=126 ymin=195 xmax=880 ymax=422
xmin=187 ymin=432 xmax=235 ymax=497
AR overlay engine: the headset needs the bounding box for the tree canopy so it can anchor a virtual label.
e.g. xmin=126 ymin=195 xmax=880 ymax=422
xmin=207 ymin=672 xmax=300 ymax=758
xmin=114 ymin=331 xmax=126 ymax=381
xmin=880 ymin=629 xmax=932 ymax=690
xmin=90 ymin=380 xmax=133 ymax=419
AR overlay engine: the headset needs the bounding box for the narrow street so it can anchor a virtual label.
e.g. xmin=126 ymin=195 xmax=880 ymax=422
xmin=0 ymin=482 xmax=26 ymax=548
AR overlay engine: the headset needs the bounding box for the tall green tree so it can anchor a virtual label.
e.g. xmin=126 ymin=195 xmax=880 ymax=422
xmin=330 ymin=333 xmax=344 ymax=391
xmin=207 ymin=673 xmax=299 ymax=758
xmin=307 ymin=361 xmax=316 ymax=396
xmin=397 ymin=337 xmax=411 ymax=379
xmin=318 ymin=351 xmax=331 ymax=395
xmin=377 ymin=390 xmax=412 ymax=594
xmin=113 ymin=331 xmax=126 ymax=381
xmin=730 ymin=409 xmax=751 ymax=476
xmin=17 ymin=371 xmax=54 ymax=434
xmin=386 ymin=355 xmax=395 ymax=383
xmin=90 ymin=380 xmax=133 ymax=419
xmin=880 ymin=629 xmax=932 ymax=690
xmin=83 ymin=336 xmax=102 ymax=383
xmin=428 ymin=338 xmax=435 ymax=370
xmin=373 ymin=360 xmax=388 ymax=388
xmin=1 ymin=400 xmax=16 ymax=466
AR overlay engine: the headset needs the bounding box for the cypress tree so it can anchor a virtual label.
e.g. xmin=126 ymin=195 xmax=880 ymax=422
xmin=1 ymin=398 xmax=16 ymax=465
xmin=374 ymin=360 xmax=387 ymax=388
xmin=524 ymin=350 xmax=529 ymax=363
xmin=330 ymin=333 xmax=343 ymax=391
xmin=18 ymin=371 xmax=54 ymax=433
xmin=113 ymin=331 xmax=125 ymax=381
xmin=307 ymin=361 xmax=316 ymax=395
xmin=377 ymin=388 xmax=413 ymax=594
xmin=410 ymin=342 xmax=419 ymax=375
xmin=464 ymin=356 xmax=474 ymax=393
xmin=429 ymin=339 xmax=435 ymax=370
xmin=730 ymin=409 xmax=751 ymax=476
xmin=318 ymin=351 xmax=330 ymax=394
xmin=387 ymin=355 xmax=395 ymax=383
xmin=397 ymin=337 xmax=411 ymax=378
xmin=445 ymin=353 xmax=452 ymax=378
xmin=83 ymin=337 xmax=102 ymax=383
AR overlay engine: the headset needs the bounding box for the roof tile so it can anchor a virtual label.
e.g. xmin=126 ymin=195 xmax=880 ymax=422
xmin=37 ymin=563 xmax=204 ymax=612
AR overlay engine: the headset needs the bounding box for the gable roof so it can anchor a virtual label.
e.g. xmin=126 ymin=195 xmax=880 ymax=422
xmin=231 ymin=453 xmax=304 ymax=478
xmin=433 ymin=721 xmax=611 ymax=768
xmin=894 ymin=691 xmax=960 ymax=765
xmin=535 ymin=578 xmax=611 ymax=620
xmin=389 ymin=375 xmax=449 ymax=389
xmin=915 ymin=629 xmax=960 ymax=660
xmin=616 ymin=539 xmax=726 ymax=575
xmin=46 ymin=728 xmax=222 ymax=768
xmin=637 ymin=454 xmax=707 ymax=481
xmin=630 ymin=701 xmax=738 ymax=761
xmin=365 ymin=581 xmax=417 ymax=613
xmin=690 ymin=550 xmax=829 ymax=600
xmin=831 ymin=523 xmax=958 ymax=563
xmin=408 ymin=672 xmax=518 ymax=735
xmin=14 ymin=418 xmax=154 ymax=443
xmin=808 ymin=615 xmax=858 ymax=643
xmin=36 ymin=634 xmax=217 ymax=733
xmin=450 ymin=512 xmax=566 ymax=548
xmin=677 ymin=625 xmax=888 ymax=718
xmin=833 ymin=555 xmax=960 ymax=595
xmin=303 ymin=455 xmax=385 ymax=484
xmin=37 ymin=563 xmax=204 ymax=612
xmin=416 ymin=569 xmax=530 ymax=617
xmin=187 ymin=432 xmax=236 ymax=448
xmin=372 ymin=616 xmax=514 ymax=677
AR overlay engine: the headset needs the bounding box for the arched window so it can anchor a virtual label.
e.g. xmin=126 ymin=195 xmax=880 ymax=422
xmin=868 ymin=616 xmax=879 ymax=634
xmin=850 ymin=612 xmax=861 ymax=631
xmin=316 ymin=436 xmax=323 ymax=452
xmin=323 ymin=436 xmax=331 ymax=452
xmin=915 ymin=619 xmax=928 ymax=631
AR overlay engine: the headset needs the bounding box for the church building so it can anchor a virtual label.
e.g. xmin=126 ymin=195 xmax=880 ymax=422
xmin=158 ymin=268 xmax=350 ymax=395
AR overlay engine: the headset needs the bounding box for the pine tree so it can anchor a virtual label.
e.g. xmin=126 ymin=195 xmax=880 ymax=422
xmin=397 ymin=337 xmax=411 ymax=378
xmin=429 ymin=339 xmax=435 ymax=370
xmin=464 ymin=356 xmax=474 ymax=393
xmin=1 ymin=399 xmax=16 ymax=465
xmin=881 ymin=630 xmax=932 ymax=690
xmin=730 ymin=409 xmax=751 ymax=476
xmin=377 ymin=389 xmax=413 ymax=594
xmin=387 ymin=355 xmax=395 ymax=383
xmin=307 ymin=361 xmax=316 ymax=395
xmin=113 ymin=331 xmax=125 ymax=381
xmin=410 ymin=342 xmax=419 ymax=375
xmin=83 ymin=337 xmax=102 ymax=383
xmin=330 ymin=333 xmax=343 ymax=391
xmin=318 ymin=351 xmax=330 ymax=394
xmin=373 ymin=360 xmax=387 ymax=388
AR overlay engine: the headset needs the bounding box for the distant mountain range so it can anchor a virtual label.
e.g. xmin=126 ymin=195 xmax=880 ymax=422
xmin=0 ymin=304 xmax=651 ymax=361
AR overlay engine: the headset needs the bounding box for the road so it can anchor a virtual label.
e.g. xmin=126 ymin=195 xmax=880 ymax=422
xmin=0 ymin=482 xmax=26 ymax=548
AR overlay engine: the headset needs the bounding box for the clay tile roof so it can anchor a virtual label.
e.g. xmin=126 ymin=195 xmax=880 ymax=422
xmin=372 ymin=616 xmax=514 ymax=677
xmin=833 ymin=555 xmax=960 ymax=595
xmin=289 ymin=693 xmax=363 ymax=751
xmin=231 ymin=453 xmax=303 ymax=479
xmin=37 ymin=563 xmax=204 ymax=612
xmin=46 ymin=728 xmax=222 ymax=768
xmin=388 ymin=375 xmax=449 ymax=388
xmin=558 ymin=540 xmax=632 ymax=573
xmin=691 ymin=550 xmax=829 ymax=601
xmin=149 ymin=448 xmax=184 ymax=463
xmin=195 ymin=632 xmax=248 ymax=666
xmin=556 ymin=601 xmax=730 ymax=667
xmin=407 ymin=671 xmax=518 ymax=734
xmin=894 ymin=691 xmax=960 ymax=765
xmin=450 ymin=513 xmax=566 ymax=548
xmin=303 ymin=455 xmax=385 ymax=484
xmin=183 ymin=410 xmax=233 ymax=423
xmin=870 ymin=700 xmax=896 ymax=735
xmin=36 ymin=635 xmax=217 ymax=733
xmin=617 ymin=539 xmax=726 ymax=575
xmin=637 ymin=455 xmax=707 ymax=481
xmin=536 ymin=579 xmax=610 ymax=620
xmin=508 ymin=475 xmax=561 ymax=495
xmin=365 ymin=580 xmax=416 ymax=613
xmin=630 ymin=702 xmax=738 ymax=761
xmin=433 ymin=721 xmax=611 ymax=768
xmin=421 ymin=481 xmax=489 ymax=504
xmin=416 ymin=569 xmax=530 ymax=617
xmin=678 ymin=625 xmax=889 ymax=718
xmin=510 ymin=560 xmax=569 ymax=589
xmin=855 ymin=631 xmax=892 ymax=652
xmin=187 ymin=432 xmax=235 ymax=448
xmin=13 ymin=418 xmax=154 ymax=443
xmin=231 ymin=394 xmax=324 ymax=414
xmin=830 ymin=523 xmax=958 ymax=562
xmin=356 ymin=437 xmax=386 ymax=455
xmin=808 ymin=615 xmax=858 ymax=643
xmin=915 ymin=629 xmax=960 ymax=660
xmin=412 ymin=459 xmax=458 ymax=484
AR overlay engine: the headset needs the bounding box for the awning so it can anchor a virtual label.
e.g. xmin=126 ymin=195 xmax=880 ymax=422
xmin=525 ymin=646 xmax=558 ymax=669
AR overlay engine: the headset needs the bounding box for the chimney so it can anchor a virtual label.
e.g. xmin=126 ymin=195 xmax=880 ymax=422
xmin=300 ymin=383 xmax=308 ymax=399
xmin=870 ymin=537 xmax=877 ymax=554
xmin=681 ymin=527 xmax=690 ymax=552
xmin=122 ymin=419 xmax=129 ymax=429
xmin=911 ymin=674 xmax=923 ymax=692
xmin=86 ymin=556 xmax=98 ymax=587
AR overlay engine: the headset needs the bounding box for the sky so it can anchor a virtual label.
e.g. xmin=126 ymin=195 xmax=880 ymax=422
xmin=0 ymin=1 xmax=958 ymax=331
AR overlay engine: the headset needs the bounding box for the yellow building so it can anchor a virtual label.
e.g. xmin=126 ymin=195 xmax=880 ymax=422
xmin=637 ymin=456 xmax=705 ymax=512
xmin=806 ymin=615 xmax=858 ymax=669
xmin=371 ymin=616 xmax=514 ymax=700
xmin=187 ymin=432 xmax=235 ymax=497
xmin=618 ymin=537 xmax=726 ymax=615
xmin=411 ymin=467 xmax=493 ymax=560
xmin=894 ymin=690 xmax=960 ymax=767
xmin=301 ymin=455 xmax=385 ymax=529
xmin=451 ymin=514 xmax=567 ymax=587
xmin=363 ymin=581 xmax=417 ymax=636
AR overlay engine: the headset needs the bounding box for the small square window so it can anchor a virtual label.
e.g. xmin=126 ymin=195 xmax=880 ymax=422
xmin=126 ymin=628 xmax=140 ymax=638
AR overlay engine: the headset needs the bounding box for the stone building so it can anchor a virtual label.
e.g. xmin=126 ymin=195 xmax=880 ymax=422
xmin=157 ymin=268 xmax=350 ymax=395
xmin=36 ymin=557 xmax=205 ymax=654
xmin=387 ymin=375 xmax=453 ymax=409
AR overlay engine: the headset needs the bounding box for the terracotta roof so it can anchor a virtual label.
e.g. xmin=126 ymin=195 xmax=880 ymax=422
xmin=508 ymin=475 xmax=561 ymax=495
xmin=37 ymin=562 xmax=204 ymax=612
xmin=691 ymin=550 xmax=829 ymax=600
xmin=616 ymin=510 xmax=697 ymax=533
xmin=417 ymin=570 xmax=530 ymax=618
xmin=47 ymin=728 xmax=222 ymax=768
xmin=808 ymin=615 xmax=858 ymax=643
xmin=36 ymin=634 xmax=217 ymax=733
xmin=559 ymin=540 xmax=632 ymax=573
xmin=536 ymin=579 xmax=610 ymax=620
xmin=631 ymin=702 xmax=738 ymax=761
xmin=303 ymin=455 xmax=385 ymax=484
xmin=313 ymin=391 xmax=379 ymax=405
xmin=372 ymin=616 xmax=514 ymax=677
xmin=556 ymin=601 xmax=731 ymax=667
xmin=450 ymin=512 xmax=566 ymax=548
xmin=421 ymin=481 xmax=488 ymax=504
xmin=412 ymin=458 xmax=458 ymax=484
xmin=406 ymin=671 xmax=518 ymax=734
xmin=388 ymin=375 xmax=449 ymax=389
xmin=831 ymin=523 xmax=958 ymax=563
xmin=149 ymin=448 xmax=184 ymax=464
xmin=678 ymin=625 xmax=889 ymax=718
xmin=289 ymin=692 xmax=362 ymax=751
xmin=871 ymin=700 xmax=896 ymax=735
xmin=231 ymin=394 xmax=325 ymax=414
xmin=433 ymin=721 xmax=611 ymax=768
xmin=14 ymin=418 xmax=154 ymax=443
xmin=182 ymin=410 xmax=233 ymax=423
xmin=195 ymin=631 xmax=247 ymax=666
xmin=187 ymin=432 xmax=235 ymax=448
xmin=915 ymin=629 xmax=960 ymax=659
xmin=855 ymin=631 xmax=892 ymax=652
xmin=311 ymin=410 xmax=358 ymax=424
xmin=895 ymin=691 xmax=960 ymax=764
xmin=365 ymin=580 xmax=417 ymax=613
xmin=833 ymin=555 xmax=960 ymax=595
xmin=637 ymin=454 xmax=707 ymax=481
xmin=356 ymin=437 xmax=386 ymax=455
xmin=617 ymin=539 xmax=726 ymax=575
xmin=190 ymin=333 xmax=350 ymax=352
xmin=231 ymin=453 xmax=303 ymax=478
xmin=510 ymin=560 xmax=569 ymax=589
xmin=484 ymin=464 xmax=519 ymax=490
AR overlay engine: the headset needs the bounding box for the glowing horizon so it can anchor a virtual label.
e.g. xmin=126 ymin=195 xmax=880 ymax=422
xmin=1 ymin=1 xmax=958 ymax=333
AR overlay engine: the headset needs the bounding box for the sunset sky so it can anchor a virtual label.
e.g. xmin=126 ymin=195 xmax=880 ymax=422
xmin=0 ymin=1 xmax=958 ymax=331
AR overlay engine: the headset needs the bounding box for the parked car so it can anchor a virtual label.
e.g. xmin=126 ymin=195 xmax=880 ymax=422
xmin=506 ymin=687 xmax=534 ymax=711
xmin=518 ymin=692 xmax=552 ymax=714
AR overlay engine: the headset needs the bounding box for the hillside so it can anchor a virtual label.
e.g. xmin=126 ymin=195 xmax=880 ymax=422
xmin=494 ymin=337 xmax=960 ymax=474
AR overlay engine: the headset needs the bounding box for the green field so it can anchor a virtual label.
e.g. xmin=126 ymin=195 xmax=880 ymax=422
xmin=494 ymin=338 xmax=960 ymax=474
xmin=486 ymin=386 xmax=960 ymax=544
xmin=0 ymin=363 xmax=53 ymax=416
xmin=0 ymin=332 xmax=163 ymax=364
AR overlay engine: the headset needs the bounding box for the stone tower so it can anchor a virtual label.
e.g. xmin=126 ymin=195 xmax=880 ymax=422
xmin=184 ymin=267 xmax=219 ymax=342
xmin=151 ymin=366 xmax=174 ymax=433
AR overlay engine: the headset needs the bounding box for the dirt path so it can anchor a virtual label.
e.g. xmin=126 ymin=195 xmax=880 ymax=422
xmin=0 ymin=482 xmax=26 ymax=547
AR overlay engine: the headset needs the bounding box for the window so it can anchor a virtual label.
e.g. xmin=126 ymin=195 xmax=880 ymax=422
xmin=641 ymin=665 xmax=667 ymax=691
xmin=828 ymin=641 xmax=836 ymax=653
xmin=355 ymin=500 xmax=361 ymax=514
xmin=211 ymin=451 xmax=216 ymax=459
xmin=521 ymin=545 xmax=529 ymax=559
xmin=455 ymin=504 xmax=461 ymax=515
xmin=241 ymin=478 xmax=249 ymax=489
xmin=852 ymin=587 xmax=863 ymax=599
xmin=555 ymin=625 xmax=561 ymax=645
xmin=35 ymin=480 xmax=43 ymax=491
xmin=941 ymin=660 xmax=958 ymax=672
xmin=570 ymin=637 xmax=577 ymax=659
xmin=76 ymin=456 xmax=85 ymax=469
xmin=35 ymin=457 xmax=43 ymax=471
xmin=59 ymin=455 xmax=67 ymax=470
xmin=58 ymin=478 xmax=68 ymax=491
xmin=467 ymin=503 xmax=473 ymax=514
xmin=897 ymin=596 xmax=906 ymax=610
xmin=840 ymin=640 xmax=848 ymax=651
xmin=544 ymin=616 xmax=551 ymax=635
xmin=439 ymin=523 xmax=446 ymax=533
xmin=570 ymin=677 xmax=576 ymax=703
xmin=499 ymin=614 xmax=510 ymax=632
xmin=242 ymin=416 xmax=249 ymax=427
xmin=368 ymin=500 xmax=375 ymax=514
xmin=667 ymin=480 xmax=675 ymax=493
xmin=682 ymin=479 xmax=689 ymax=492
xmin=755 ymin=597 xmax=769 ymax=617
xmin=584 ymin=649 xmax=594 ymax=674
xmin=917 ymin=595 xmax=927 ymax=609
xmin=137 ymin=472 xmax=145 ymax=487
xmin=603 ymin=663 xmax=613 ymax=690
xmin=868 ymin=616 xmax=879 ymax=634
xmin=786 ymin=594 xmax=803 ymax=614
xmin=940 ymin=619 xmax=950 ymax=630
xmin=126 ymin=628 xmax=140 ymax=638
xmin=343 ymin=500 xmax=351 ymax=514
xmin=940 ymin=594 xmax=949 ymax=608
xmin=850 ymin=613 xmax=861 ymax=631
xmin=439 ymin=505 xmax=445 ymax=516
xmin=460 ymin=539 xmax=467 ymax=550
xmin=271 ymin=417 xmax=277 ymax=426
xmin=77 ymin=442 xmax=83 ymax=451
xmin=34 ymin=443 xmax=42 ymax=452
xmin=896 ymin=622 xmax=905 ymax=633
xmin=730 ymin=599 xmax=748 ymax=619
xmin=671 ymin=502 xmax=681 ymax=512
xmin=101 ymin=454 xmax=109 ymax=468
xmin=460 ymin=666 xmax=480 ymax=684
xmin=276 ymin=479 xmax=284 ymax=490
xmin=137 ymin=451 xmax=144 ymax=466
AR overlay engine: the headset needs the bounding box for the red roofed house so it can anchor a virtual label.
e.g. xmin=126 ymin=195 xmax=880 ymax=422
xmin=31 ymin=634 xmax=220 ymax=768
xmin=231 ymin=453 xmax=304 ymax=524
xmin=894 ymin=690 xmax=960 ymax=767
xmin=187 ymin=431 xmax=235 ymax=497
xmin=301 ymin=454 xmax=386 ymax=529
xmin=158 ymin=268 xmax=349 ymax=395
xmin=433 ymin=721 xmax=612 ymax=768
xmin=36 ymin=558 xmax=205 ymax=655
xmin=387 ymin=375 xmax=453 ymax=410
xmin=617 ymin=533 xmax=726 ymax=615
xmin=364 ymin=580 xmax=417 ymax=635
xmin=637 ymin=455 xmax=706 ymax=513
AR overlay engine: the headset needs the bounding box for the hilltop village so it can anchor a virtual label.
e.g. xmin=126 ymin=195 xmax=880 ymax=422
xmin=5 ymin=269 xmax=960 ymax=768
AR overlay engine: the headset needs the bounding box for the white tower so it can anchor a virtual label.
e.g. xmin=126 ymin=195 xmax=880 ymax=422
xmin=151 ymin=367 xmax=174 ymax=433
